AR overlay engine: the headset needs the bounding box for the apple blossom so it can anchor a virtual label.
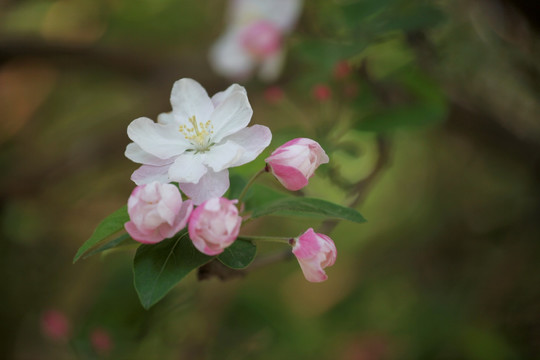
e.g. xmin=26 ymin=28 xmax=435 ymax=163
xmin=292 ymin=228 xmax=337 ymax=282
xmin=188 ymin=197 xmax=242 ymax=256
xmin=209 ymin=0 xmax=303 ymax=81
xmin=265 ymin=138 xmax=329 ymax=191
xmin=124 ymin=181 xmax=192 ymax=244
xmin=125 ymin=78 xmax=272 ymax=205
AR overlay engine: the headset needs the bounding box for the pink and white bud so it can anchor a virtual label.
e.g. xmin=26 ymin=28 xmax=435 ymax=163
xmin=41 ymin=309 xmax=70 ymax=341
xmin=124 ymin=181 xmax=193 ymax=244
xmin=240 ymin=20 xmax=282 ymax=58
xmin=292 ymin=228 xmax=337 ymax=282
xmin=188 ymin=197 xmax=242 ymax=255
xmin=265 ymin=138 xmax=329 ymax=191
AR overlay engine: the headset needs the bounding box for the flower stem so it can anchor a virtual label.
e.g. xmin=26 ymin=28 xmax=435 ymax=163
xmin=239 ymin=235 xmax=292 ymax=245
xmin=237 ymin=166 xmax=268 ymax=204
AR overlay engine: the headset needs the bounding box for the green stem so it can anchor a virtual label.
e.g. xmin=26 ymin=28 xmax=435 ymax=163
xmin=237 ymin=166 xmax=268 ymax=204
xmin=239 ymin=235 xmax=292 ymax=245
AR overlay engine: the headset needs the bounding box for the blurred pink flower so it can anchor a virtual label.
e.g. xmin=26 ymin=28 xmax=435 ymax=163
xmin=312 ymin=84 xmax=332 ymax=101
xmin=41 ymin=309 xmax=70 ymax=341
xmin=292 ymin=228 xmax=337 ymax=282
xmin=125 ymin=78 xmax=272 ymax=205
xmin=90 ymin=328 xmax=113 ymax=356
xmin=209 ymin=0 xmax=303 ymax=82
xmin=124 ymin=181 xmax=192 ymax=244
xmin=188 ymin=197 xmax=242 ymax=255
xmin=265 ymin=138 xmax=329 ymax=191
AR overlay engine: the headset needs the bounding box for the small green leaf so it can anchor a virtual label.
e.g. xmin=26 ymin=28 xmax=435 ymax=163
xmin=250 ymin=198 xmax=366 ymax=223
xmin=133 ymin=233 xmax=213 ymax=309
xmin=218 ymin=240 xmax=257 ymax=269
xmin=73 ymin=205 xmax=128 ymax=263
xmin=82 ymin=233 xmax=135 ymax=260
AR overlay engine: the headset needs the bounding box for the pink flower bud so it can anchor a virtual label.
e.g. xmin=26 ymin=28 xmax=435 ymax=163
xmin=292 ymin=228 xmax=337 ymax=282
xmin=90 ymin=328 xmax=113 ymax=355
xmin=240 ymin=20 xmax=282 ymax=58
xmin=265 ymin=138 xmax=329 ymax=191
xmin=312 ymin=84 xmax=331 ymax=101
xmin=264 ymin=86 xmax=284 ymax=104
xmin=188 ymin=197 xmax=242 ymax=255
xmin=124 ymin=181 xmax=193 ymax=244
xmin=41 ymin=309 xmax=70 ymax=341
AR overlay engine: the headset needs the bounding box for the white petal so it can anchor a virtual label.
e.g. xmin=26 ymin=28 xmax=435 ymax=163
xmin=258 ymin=49 xmax=285 ymax=82
xmin=211 ymin=84 xmax=247 ymax=108
xmin=201 ymin=141 xmax=245 ymax=172
xmin=209 ymin=27 xmax=255 ymax=81
xmin=170 ymin=78 xmax=214 ymax=123
xmin=131 ymin=165 xmax=170 ymax=185
xmin=168 ymin=154 xmax=208 ymax=183
xmin=223 ymin=125 xmax=272 ymax=167
xmin=157 ymin=111 xmax=176 ymax=125
xmin=179 ymin=170 xmax=230 ymax=205
xmin=125 ymin=143 xmax=174 ymax=166
xmin=127 ymin=117 xmax=189 ymax=159
xmin=210 ymin=90 xmax=253 ymax=143
xmin=231 ymin=0 xmax=303 ymax=32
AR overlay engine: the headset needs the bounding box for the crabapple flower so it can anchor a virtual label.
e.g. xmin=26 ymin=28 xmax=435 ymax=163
xmin=188 ymin=197 xmax=242 ymax=256
xmin=124 ymin=182 xmax=192 ymax=244
xmin=292 ymin=228 xmax=337 ymax=282
xmin=209 ymin=0 xmax=303 ymax=82
xmin=265 ymin=138 xmax=329 ymax=191
xmin=125 ymin=78 xmax=272 ymax=205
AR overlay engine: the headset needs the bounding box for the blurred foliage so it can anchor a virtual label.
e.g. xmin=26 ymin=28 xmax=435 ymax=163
xmin=1 ymin=0 xmax=540 ymax=359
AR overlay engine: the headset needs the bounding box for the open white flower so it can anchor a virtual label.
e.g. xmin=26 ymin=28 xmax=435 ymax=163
xmin=125 ymin=78 xmax=272 ymax=205
xmin=209 ymin=0 xmax=303 ymax=82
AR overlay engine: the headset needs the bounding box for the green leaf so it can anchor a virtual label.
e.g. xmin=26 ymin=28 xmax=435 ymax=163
xmin=218 ymin=240 xmax=257 ymax=269
xmin=294 ymin=39 xmax=367 ymax=70
xmin=355 ymin=103 xmax=447 ymax=132
xmin=341 ymin=0 xmax=399 ymax=25
xmin=244 ymin=184 xmax=290 ymax=213
xmin=73 ymin=205 xmax=129 ymax=263
xmin=133 ymin=233 xmax=213 ymax=309
xmin=227 ymin=174 xmax=247 ymax=199
xmin=82 ymin=233 xmax=135 ymax=260
xmin=250 ymin=197 xmax=366 ymax=223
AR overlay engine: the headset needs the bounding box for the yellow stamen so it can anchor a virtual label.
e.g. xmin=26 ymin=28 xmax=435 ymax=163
xmin=179 ymin=115 xmax=214 ymax=150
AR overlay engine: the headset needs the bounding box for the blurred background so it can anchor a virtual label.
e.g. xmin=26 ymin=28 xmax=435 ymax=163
xmin=1 ymin=0 xmax=539 ymax=359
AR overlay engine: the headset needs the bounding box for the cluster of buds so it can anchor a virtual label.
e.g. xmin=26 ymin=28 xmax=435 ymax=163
xmin=123 ymin=78 xmax=337 ymax=282
xmin=125 ymin=136 xmax=335 ymax=282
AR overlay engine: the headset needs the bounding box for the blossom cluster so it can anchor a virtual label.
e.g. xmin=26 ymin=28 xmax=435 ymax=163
xmin=124 ymin=78 xmax=335 ymax=282
xmin=209 ymin=0 xmax=302 ymax=82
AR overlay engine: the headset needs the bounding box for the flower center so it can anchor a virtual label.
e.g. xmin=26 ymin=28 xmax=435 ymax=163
xmin=179 ymin=116 xmax=214 ymax=151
